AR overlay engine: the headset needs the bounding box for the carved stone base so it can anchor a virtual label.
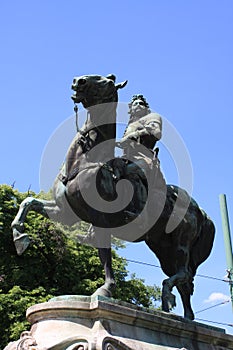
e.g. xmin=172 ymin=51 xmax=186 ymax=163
xmin=3 ymin=295 xmax=233 ymax=350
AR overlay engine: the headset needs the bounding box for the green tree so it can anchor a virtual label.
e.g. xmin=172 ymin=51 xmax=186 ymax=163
xmin=0 ymin=286 xmax=52 ymax=346
xmin=0 ymin=185 xmax=161 ymax=349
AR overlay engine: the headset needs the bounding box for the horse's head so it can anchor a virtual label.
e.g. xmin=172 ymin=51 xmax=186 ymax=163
xmin=71 ymin=74 xmax=127 ymax=108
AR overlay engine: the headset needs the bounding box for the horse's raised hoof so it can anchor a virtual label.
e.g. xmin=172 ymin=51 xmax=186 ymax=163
xmin=13 ymin=233 xmax=30 ymax=255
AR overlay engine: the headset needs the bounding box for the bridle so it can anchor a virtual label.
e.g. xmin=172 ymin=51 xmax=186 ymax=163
xmin=73 ymin=83 xmax=117 ymax=132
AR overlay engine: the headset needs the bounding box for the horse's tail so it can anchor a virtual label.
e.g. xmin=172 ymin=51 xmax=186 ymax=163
xmin=190 ymin=210 xmax=215 ymax=276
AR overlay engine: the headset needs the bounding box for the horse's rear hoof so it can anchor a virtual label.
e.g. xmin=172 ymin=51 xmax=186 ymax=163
xmin=92 ymin=286 xmax=112 ymax=298
xmin=14 ymin=234 xmax=30 ymax=255
xmin=162 ymin=291 xmax=176 ymax=312
xmin=184 ymin=310 xmax=195 ymax=321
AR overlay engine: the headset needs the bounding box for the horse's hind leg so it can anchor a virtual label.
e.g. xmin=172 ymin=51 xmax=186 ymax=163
xmin=177 ymin=281 xmax=194 ymax=320
xmin=162 ymin=244 xmax=195 ymax=320
xmin=162 ymin=275 xmax=177 ymax=312
xmin=162 ymin=268 xmax=194 ymax=320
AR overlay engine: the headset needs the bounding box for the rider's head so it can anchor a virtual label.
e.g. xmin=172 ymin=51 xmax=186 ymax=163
xmin=128 ymin=95 xmax=151 ymax=122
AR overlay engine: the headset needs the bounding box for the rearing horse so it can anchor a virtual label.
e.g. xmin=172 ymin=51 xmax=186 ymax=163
xmin=11 ymin=73 xmax=215 ymax=321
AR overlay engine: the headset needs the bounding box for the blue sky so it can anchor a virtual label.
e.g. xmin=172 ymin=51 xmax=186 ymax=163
xmin=1 ymin=0 xmax=233 ymax=335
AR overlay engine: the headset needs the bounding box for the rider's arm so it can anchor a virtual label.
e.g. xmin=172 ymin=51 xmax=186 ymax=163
xmin=121 ymin=121 xmax=142 ymax=142
xmin=143 ymin=113 xmax=162 ymax=141
xmin=122 ymin=113 xmax=162 ymax=142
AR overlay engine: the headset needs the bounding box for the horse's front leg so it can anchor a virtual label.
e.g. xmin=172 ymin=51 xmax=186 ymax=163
xmin=91 ymin=228 xmax=115 ymax=296
xmin=11 ymin=197 xmax=58 ymax=255
xmin=77 ymin=226 xmax=115 ymax=297
xmin=92 ymin=247 xmax=116 ymax=298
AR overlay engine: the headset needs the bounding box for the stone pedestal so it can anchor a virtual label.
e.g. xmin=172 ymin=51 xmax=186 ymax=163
xmin=3 ymin=295 xmax=233 ymax=350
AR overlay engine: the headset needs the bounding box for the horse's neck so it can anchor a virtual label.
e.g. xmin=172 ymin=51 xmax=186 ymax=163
xmin=87 ymin=103 xmax=117 ymax=162
xmin=65 ymin=103 xmax=117 ymax=175
xmin=86 ymin=102 xmax=117 ymax=140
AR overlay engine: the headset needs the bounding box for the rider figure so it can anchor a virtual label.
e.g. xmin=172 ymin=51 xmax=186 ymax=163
xmin=122 ymin=94 xmax=161 ymax=149
xmin=119 ymin=94 xmax=166 ymax=222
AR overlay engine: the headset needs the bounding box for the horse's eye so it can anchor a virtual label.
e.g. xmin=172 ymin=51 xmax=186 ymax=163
xmin=78 ymin=78 xmax=86 ymax=85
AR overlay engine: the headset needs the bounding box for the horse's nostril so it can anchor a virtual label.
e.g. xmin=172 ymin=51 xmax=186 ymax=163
xmin=78 ymin=78 xmax=86 ymax=86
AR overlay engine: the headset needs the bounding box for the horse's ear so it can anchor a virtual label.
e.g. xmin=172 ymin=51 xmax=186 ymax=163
xmin=116 ymin=80 xmax=128 ymax=90
xmin=106 ymin=74 xmax=116 ymax=82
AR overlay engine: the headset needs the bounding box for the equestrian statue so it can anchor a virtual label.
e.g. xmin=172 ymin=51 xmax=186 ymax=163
xmin=11 ymin=74 xmax=215 ymax=321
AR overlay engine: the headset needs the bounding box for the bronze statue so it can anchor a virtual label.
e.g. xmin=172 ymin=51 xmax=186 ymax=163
xmin=11 ymin=75 xmax=215 ymax=321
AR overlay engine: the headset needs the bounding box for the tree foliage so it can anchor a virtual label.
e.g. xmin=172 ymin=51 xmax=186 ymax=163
xmin=0 ymin=286 xmax=52 ymax=346
xmin=0 ymin=184 xmax=161 ymax=349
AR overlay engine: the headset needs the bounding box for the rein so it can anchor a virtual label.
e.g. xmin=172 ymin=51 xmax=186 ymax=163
xmin=74 ymin=100 xmax=116 ymax=154
xmin=74 ymin=104 xmax=79 ymax=132
xmin=65 ymin=91 xmax=118 ymax=186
